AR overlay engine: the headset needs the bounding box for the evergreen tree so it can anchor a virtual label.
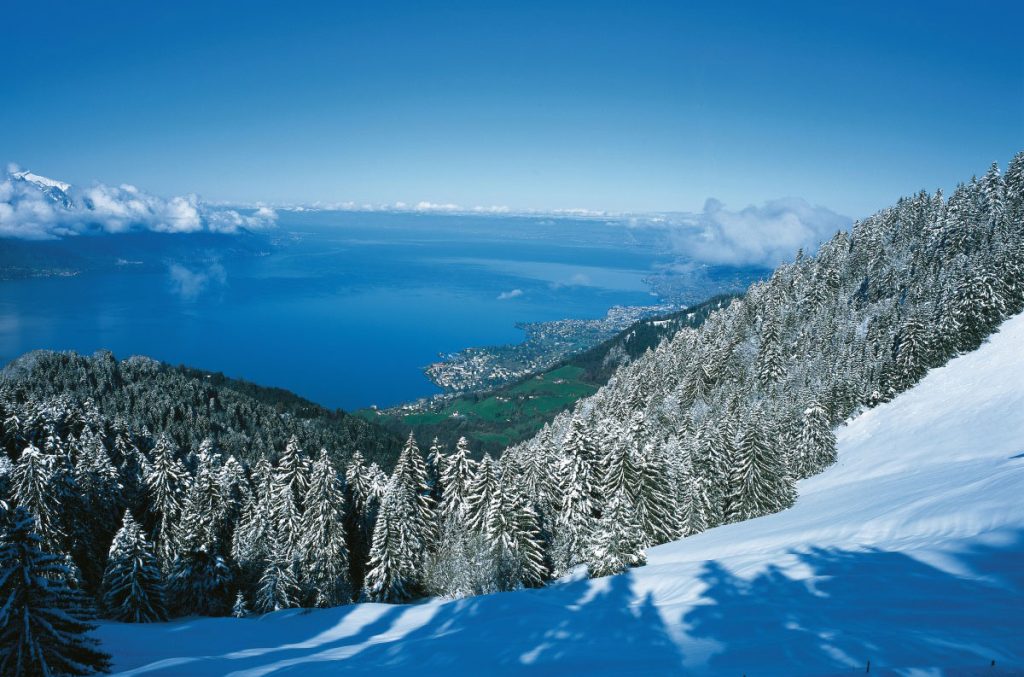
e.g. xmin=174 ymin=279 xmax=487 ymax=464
xmin=274 ymin=436 xmax=308 ymax=506
xmin=342 ymin=451 xmax=377 ymax=596
xmin=232 ymin=591 xmax=249 ymax=618
xmin=464 ymin=455 xmax=499 ymax=534
xmin=255 ymin=542 xmax=301 ymax=613
xmin=166 ymin=548 xmax=233 ymax=617
xmin=176 ymin=443 xmax=223 ymax=555
xmin=680 ymin=467 xmax=711 ymax=536
xmin=587 ymin=491 xmax=645 ymax=578
xmin=9 ymin=443 xmax=65 ymax=553
xmin=426 ymin=437 xmax=446 ymax=505
xmin=893 ymin=315 xmax=932 ymax=391
xmin=101 ymin=511 xmax=167 ymax=623
xmin=363 ymin=477 xmax=420 ymax=603
xmin=484 ymin=477 xmax=547 ymax=590
xmin=439 ymin=437 xmax=476 ymax=523
xmin=145 ymin=435 xmax=187 ymax=566
xmin=231 ymin=458 xmax=274 ymax=579
xmin=393 ymin=434 xmax=434 ymax=551
xmin=271 ymin=437 xmax=307 ymax=561
xmin=726 ymin=416 xmax=795 ymax=523
xmin=300 ymin=449 xmax=351 ymax=607
xmin=554 ymin=417 xmax=599 ymax=570
xmin=950 ymin=267 xmax=1007 ymax=351
xmin=791 ymin=403 xmax=837 ymax=479
xmin=756 ymin=318 xmax=786 ymax=387
xmin=632 ymin=440 xmax=680 ymax=546
xmin=0 ymin=508 xmax=110 ymax=676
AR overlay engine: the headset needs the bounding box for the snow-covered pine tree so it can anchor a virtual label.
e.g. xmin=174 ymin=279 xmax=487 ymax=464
xmin=74 ymin=433 xmax=122 ymax=524
xmin=101 ymin=510 xmax=167 ymax=623
xmin=587 ymin=490 xmax=645 ymax=578
xmin=255 ymin=540 xmax=302 ymax=613
xmin=362 ymin=477 xmax=420 ymax=603
xmin=484 ymin=475 xmax=547 ymax=590
xmin=231 ymin=458 xmax=274 ymax=578
xmin=271 ymin=437 xmax=308 ymax=561
xmin=553 ymin=416 xmax=599 ymax=571
xmin=9 ymin=443 xmax=65 ymax=553
xmin=791 ymin=402 xmax=837 ymax=479
xmin=300 ymin=448 xmax=351 ymax=607
xmin=145 ymin=434 xmax=187 ymax=567
xmin=167 ymin=547 xmax=234 ymax=617
xmin=393 ymin=433 xmax=435 ymax=551
xmin=232 ymin=591 xmax=250 ymax=618
xmin=439 ymin=436 xmax=476 ymax=524
xmin=216 ymin=454 xmax=246 ymax=546
xmin=756 ymin=318 xmax=786 ymax=387
xmin=274 ymin=436 xmax=309 ymax=505
xmin=464 ymin=454 xmax=500 ymax=535
xmin=680 ymin=466 xmax=711 ymax=536
xmin=344 ymin=450 xmax=374 ymax=516
xmin=1003 ymin=151 xmax=1024 ymax=227
xmin=949 ymin=266 xmax=1007 ymax=352
xmin=175 ymin=441 xmax=223 ymax=554
xmin=426 ymin=437 xmax=446 ymax=505
xmin=0 ymin=508 xmax=110 ymax=676
xmin=726 ymin=413 xmax=795 ymax=523
xmin=632 ymin=439 xmax=680 ymax=547
xmin=342 ymin=450 xmax=377 ymax=595
xmin=893 ymin=314 xmax=932 ymax=392
xmin=422 ymin=524 xmax=498 ymax=599
xmin=708 ymin=418 xmax=738 ymax=522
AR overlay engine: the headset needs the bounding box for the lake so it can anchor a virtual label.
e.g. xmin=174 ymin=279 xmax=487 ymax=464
xmin=0 ymin=211 xmax=740 ymax=410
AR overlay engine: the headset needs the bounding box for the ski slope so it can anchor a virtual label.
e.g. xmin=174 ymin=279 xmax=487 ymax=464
xmin=100 ymin=314 xmax=1024 ymax=676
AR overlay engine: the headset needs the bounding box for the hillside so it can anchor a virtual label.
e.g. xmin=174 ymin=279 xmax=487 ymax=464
xmin=0 ymin=349 xmax=403 ymax=469
xmin=97 ymin=311 xmax=1024 ymax=675
xmin=366 ymin=294 xmax=736 ymax=454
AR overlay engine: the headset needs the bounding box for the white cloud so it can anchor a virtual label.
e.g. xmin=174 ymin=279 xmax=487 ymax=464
xmin=634 ymin=198 xmax=851 ymax=267
xmin=0 ymin=167 xmax=277 ymax=240
xmin=168 ymin=261 xmax=227 ymax=300
xmin=496 ymin=288 xmax=523 ymax=300
xmin=414 ymin=201 xmax=461 ymax=212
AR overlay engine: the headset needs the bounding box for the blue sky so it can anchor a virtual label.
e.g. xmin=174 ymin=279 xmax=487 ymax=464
xmin=3 ymin=0 xmax=1022 ymax=218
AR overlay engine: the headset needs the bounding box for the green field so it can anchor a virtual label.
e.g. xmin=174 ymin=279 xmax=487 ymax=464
xmin=363 ymin=365 xmax=598 ymax=452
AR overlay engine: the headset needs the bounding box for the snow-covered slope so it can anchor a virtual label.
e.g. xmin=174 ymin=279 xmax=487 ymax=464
xmin=100 ymin=314 xmax=1024 ymax=676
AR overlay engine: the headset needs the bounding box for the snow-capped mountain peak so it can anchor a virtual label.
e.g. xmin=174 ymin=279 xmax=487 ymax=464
xmin=11 ymin=169 xmax=71 ymax=192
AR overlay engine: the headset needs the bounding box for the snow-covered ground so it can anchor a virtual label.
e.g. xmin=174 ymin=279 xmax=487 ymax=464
xmin=100 ymin=314 xmax=1024 ymax=676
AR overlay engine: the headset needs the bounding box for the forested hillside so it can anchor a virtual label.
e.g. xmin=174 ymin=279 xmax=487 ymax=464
xmin=1 ymin=350 xmax=403 ymax=469
xmin=0 ymin=154 xmax=1020 ymax=676
xmin=503 ymin=153 xmax=1024 ymax=575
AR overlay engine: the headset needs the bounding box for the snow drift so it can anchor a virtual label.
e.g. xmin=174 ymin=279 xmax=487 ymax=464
xmin=100 ymin=313 xmax=1024 ymax=675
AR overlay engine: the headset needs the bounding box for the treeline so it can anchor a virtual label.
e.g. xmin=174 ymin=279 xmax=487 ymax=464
xmin=0 ymin=153 xmax=1021 ymax=675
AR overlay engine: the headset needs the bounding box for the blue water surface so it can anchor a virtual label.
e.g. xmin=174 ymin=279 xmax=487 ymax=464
xmin=1 ymin=212 xmax=682 ymax=410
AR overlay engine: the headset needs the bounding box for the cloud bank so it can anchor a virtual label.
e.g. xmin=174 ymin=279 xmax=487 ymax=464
xmin=634 ymin=198 xmax=851 ymax=268
xmin=496 ymin=288 xmax=523 ymax=300
xmin=1 ymin=165 xmax=277 ymax=240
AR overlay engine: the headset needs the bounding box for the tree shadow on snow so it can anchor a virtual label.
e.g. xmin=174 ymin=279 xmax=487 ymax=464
xmin=336 ymin=572 xmax=686 ymax=675
xmin=115 ymin=530 xmax=1024 ymax=675
xmin=681 ymin=528 xmax=1024 ymax=676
